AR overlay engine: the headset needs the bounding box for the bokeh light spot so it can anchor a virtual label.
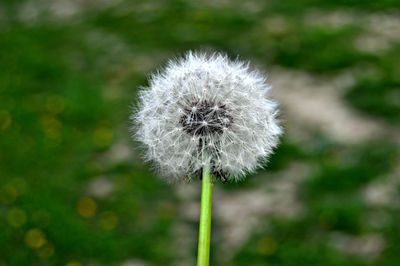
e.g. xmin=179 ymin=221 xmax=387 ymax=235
xmin=46 ymin=95 xmax=65 ymax=114
xmin=7 ymin=207 xmax=27 ymax=228
xmin=10 ymin=178 xmax=28 ymax=195
xmin=256 ymin=236 xmax=277 ymax=256
xmin=99 ymin=211 xmax=119 ymax=230
xmin=66 ymin=260 xmax=83 ymax=266
xmin=77 ymin=197 xmax=97 ymax=218
xmin=37 ymin=243 xmax=54 ymax=259
xmin=0 ymin=110 xmax=12 ymax=130
xmin=41 ymin=115 xmax=62 ymax=141
xmin=25 ymin=228 xmax=46 ymax=249
xmin=0 ymin=184 xmax=18 ymax=204
xmin=93 ymin=127 xmax=113 ymax=147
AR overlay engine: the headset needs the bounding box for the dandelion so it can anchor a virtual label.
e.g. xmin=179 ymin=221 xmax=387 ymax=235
xmin=131 ymin=51 xmax=282 ymax=266
xmin=132 ymin=51 xmax=281 ymax=181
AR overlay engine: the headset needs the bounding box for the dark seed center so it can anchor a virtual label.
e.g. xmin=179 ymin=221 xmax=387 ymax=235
xmin=179 ymin=100 xmax=232 ymax=136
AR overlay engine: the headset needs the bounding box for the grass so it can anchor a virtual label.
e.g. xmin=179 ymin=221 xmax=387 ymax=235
xmin=0 ymin=0 xmax=399 ymax=265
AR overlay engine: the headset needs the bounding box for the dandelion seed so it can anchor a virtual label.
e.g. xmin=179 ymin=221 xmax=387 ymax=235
xmin=131 ymin=51 xmax=282 ymax=182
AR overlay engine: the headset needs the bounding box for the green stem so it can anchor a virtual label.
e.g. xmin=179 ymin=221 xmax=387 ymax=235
xmin=197 ymin=163 xmax=213 ymax=266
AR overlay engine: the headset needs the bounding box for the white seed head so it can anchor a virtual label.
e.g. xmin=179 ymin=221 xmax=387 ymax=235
xmin=131 ymin=51 xmax=282 ymax=182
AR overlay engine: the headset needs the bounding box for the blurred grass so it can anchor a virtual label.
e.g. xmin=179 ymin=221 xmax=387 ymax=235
xmin=1 ymin=0 xmax=400 ymax=265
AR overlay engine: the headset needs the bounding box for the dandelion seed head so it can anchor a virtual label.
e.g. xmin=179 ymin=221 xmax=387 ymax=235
xmin=132 ymin=51 xmax=282 ymax=182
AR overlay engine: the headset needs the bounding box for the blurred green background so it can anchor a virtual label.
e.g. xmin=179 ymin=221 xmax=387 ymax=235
xmin=1 ymin=0 xmax=400 ymax=265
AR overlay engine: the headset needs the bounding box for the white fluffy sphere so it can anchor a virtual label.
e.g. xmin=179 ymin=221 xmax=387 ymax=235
xmin=132 ymin=51 xmax=282 ymax=182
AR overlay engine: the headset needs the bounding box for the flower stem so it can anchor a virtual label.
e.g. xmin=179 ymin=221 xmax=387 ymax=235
xmin=197 ymin=163 xmax=213 ymax=266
